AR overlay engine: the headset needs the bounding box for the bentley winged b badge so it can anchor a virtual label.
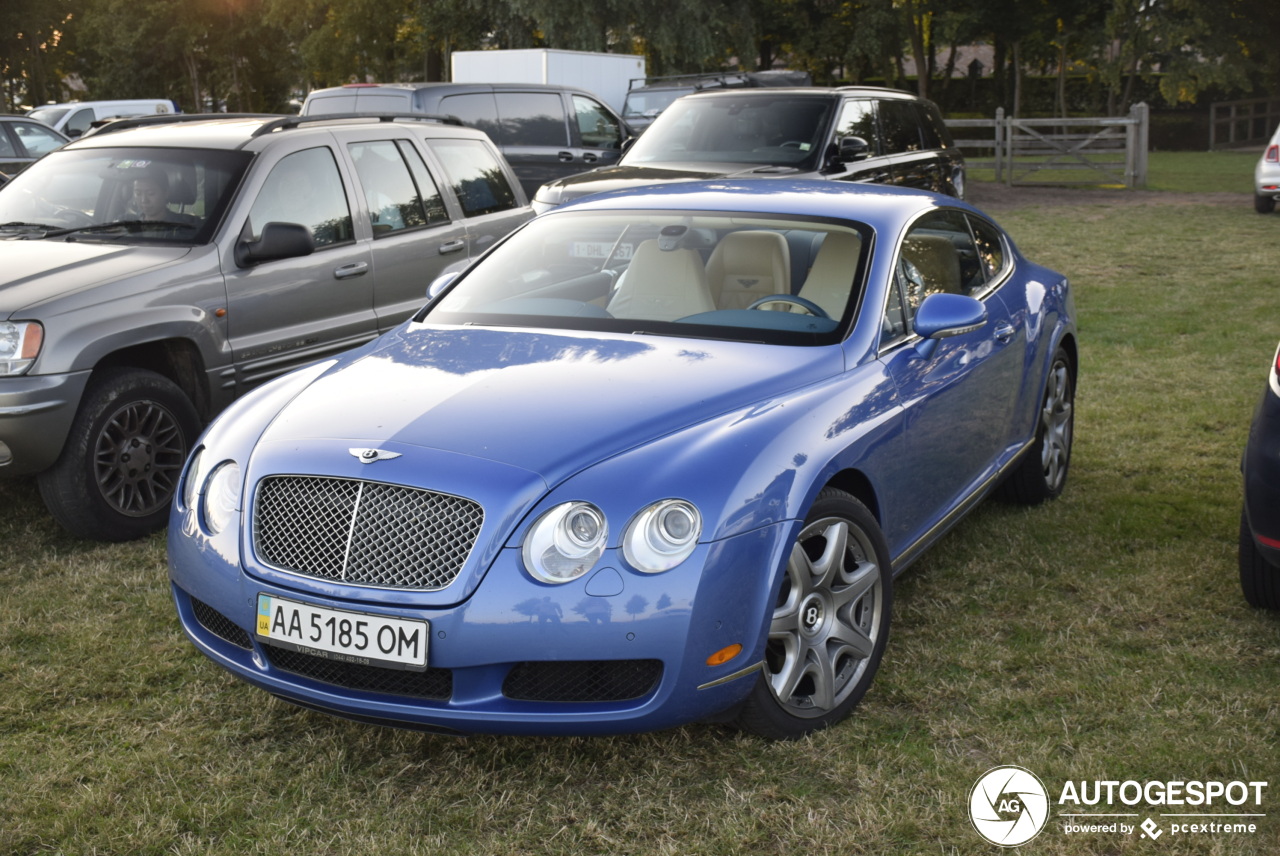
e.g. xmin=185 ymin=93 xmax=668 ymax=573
xmin=349 ymin=448 xmax=402 ymax=464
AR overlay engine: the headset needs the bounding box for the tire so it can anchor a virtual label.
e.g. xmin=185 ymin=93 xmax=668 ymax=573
xmin=1239 ymin=507 xmax=1280 ymax=610
xmin=998 ymin=348 xmax=1074 ymax=504
xmin=38 ymin=367 xmax=201 ymax=541
xmin=734 ymin=488 xmax=892 ymax=739
xmin=1255 ymin=194 xmax=1276 ymax=214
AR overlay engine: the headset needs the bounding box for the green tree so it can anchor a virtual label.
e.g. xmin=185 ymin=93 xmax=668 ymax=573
xmin=0 ymin=0 xmax=79 ymax=111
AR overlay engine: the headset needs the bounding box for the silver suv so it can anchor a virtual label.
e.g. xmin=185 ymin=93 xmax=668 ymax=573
xmin=0 ymin=114 xmax=532 ymax=540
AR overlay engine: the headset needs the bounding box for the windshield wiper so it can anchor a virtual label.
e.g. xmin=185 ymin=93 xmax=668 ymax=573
xmin=47 ymin=220 xmax=198 ymax=238
xmin=0 ymin=221 xmax=59 ymax=232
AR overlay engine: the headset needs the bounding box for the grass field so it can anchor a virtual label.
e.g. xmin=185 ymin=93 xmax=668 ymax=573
xmin=2 ymin=153 xmax=1279 ymax=854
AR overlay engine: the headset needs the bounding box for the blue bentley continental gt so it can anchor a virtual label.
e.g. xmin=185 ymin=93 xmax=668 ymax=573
xmin=168 ymin=180 xmax=1076 ymax=739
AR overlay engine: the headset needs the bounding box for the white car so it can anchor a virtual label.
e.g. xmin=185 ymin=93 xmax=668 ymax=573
xmin=1255 ymin=124 xmax=1280 ymax=213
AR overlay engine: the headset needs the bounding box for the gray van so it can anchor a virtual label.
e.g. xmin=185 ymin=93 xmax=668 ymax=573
xmin=301 ymin=83 xmax=630 ymax=197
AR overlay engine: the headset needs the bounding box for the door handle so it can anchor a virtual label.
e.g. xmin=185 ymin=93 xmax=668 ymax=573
xmin=438 ymin=239 xmax=466 ymax=255
xmin=334 ymin=262 xmax=368 ymax=279
xmin=582 ymin=153 xmax=598 ymax=163
xmin=558 ymin=151 xmax=575 ymax=162
xmin=994 ymin=322 xmax=1015 ymax=343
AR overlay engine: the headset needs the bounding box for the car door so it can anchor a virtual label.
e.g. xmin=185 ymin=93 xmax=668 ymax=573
xmin=221 ymin=144 xmax=378 ymax=392
xmin=877 ymin=209 xmax=1023 ymax=547
xmin=427 ymin=136 xmax=533 ymax=262
xmin=878 ymin=99 xmax=947 ymax=193
xmin=829 ymin=98 xmax=894 ymax=186
xmin=335 ymin=131 xmax=471 ymax=331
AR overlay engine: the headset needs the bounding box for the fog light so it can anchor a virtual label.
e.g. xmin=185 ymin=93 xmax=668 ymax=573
xmin=706 ymin=644 xmax=742 ymax=667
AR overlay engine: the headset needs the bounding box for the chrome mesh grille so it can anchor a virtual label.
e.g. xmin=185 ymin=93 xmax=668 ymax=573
xmin=253 ymin=476 xmax=483 ymax=590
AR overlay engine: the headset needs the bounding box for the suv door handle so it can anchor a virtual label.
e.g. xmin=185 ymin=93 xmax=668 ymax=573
xmin=582 ymin=153 xmax=598 ymax=163
xmin=438 ymin=239 xmax=466 ymax=255
xmin=558 ymin=151 xmax=575 ymax=162
xmin=334 ymin=262 xmax=369 ymax=280
xmin=994 ymin=322 xmax=1016 ymax=343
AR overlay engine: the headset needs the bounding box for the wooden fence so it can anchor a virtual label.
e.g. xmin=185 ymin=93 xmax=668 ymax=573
xmin=946 ymin=103 xmax=1149 ymax=188
xmin=1209 ymin=98 xmax=1280 ymax=150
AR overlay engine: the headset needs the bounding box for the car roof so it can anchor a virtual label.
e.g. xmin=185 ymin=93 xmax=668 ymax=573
xmin=551 ymin=178 xmax=977 ymax=224
xmin=64 ymin=113 xmax=490 ymax=151
xmin=313 ymin=82 xmax=598 ymax=97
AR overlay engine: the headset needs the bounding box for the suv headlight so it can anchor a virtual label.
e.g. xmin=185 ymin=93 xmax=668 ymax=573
xmin=523 ymin=501 xmax=608 ymax=584
xmin=623 ymin=499 xmax=701 ymax=573
xmin=0 ymin=321 xmax=44 ymax=376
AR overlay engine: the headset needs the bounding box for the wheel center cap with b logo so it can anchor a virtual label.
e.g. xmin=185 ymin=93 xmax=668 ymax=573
xmin=799 ymin=594 xmax=826 ymax=636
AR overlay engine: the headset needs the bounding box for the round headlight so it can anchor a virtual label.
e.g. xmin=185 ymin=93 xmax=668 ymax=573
xmin=181 ymin=448 xmax=205 ymax=510
xmin=623 ymin=499 xmax=702 ymax=573
xmin=523 ymin=501 xmax=608 ymax=584
xmin=201 ymin=461 xmax=242 ymax=535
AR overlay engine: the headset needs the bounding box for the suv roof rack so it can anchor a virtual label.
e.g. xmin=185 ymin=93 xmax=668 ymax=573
xmin=82 ymin=111 xmax=464 ymax=140
xmin=249 ymin=112 xmax=464 ymax=137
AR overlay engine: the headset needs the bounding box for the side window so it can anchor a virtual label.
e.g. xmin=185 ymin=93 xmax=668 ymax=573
xmin=65 ymin=108 xmax=95 ymax=138
xmin=888 ymin=210 xmax=981 ymax=341
xmin=968 ymin=216 xmax=1008 ymax=285
xmin=835 ymin=99 xmax=878 ymax=154
xmin=397 ymin=140 xmax=449 ymax=225
xmin=878 ymin=101 xmax=922 ymax=154
xmin=248 ymin=147 xmax=353 ymax=248
xmin=573 ymin=95 xmax=622 ymax=150
xmin=0 ymin=127 xmax=15 ymax=158
xmin=914 ymin=103 xmax=943 ymax=150
xmin=13 ymin=121 xmax=65 ymax=156
xmin=428 ymin=138 xmax=519 ymax=217
xmin=348 ymin=140 xmax=430 ymax=235
xmin=495 ymin=92 xmax=569 ymax=147
xmin=439 ymin=93 xmax=501 ymax=144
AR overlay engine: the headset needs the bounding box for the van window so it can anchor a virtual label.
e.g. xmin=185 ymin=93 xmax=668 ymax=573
xmin=248 ymin=147 xmax=353 ymax=247
xmin=439 ymin=94 xmax=501 ymax=143
xmin=428 ymin=139 xmax=519 ymax=217
xmin=573 ymin=95 xmax=622 ymax=150
xmin=496 ymin=93 xmax=568 ymax=147
xmin=65 ymin=108 xmax=96 ymax=137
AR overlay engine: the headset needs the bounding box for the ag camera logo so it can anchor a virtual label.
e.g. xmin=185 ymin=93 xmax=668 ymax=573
xmin=970 ymin=766 xmax=1050 ymax=846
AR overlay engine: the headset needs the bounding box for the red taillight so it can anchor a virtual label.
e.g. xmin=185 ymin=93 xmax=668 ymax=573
xmin=1267 ymin=145 xmax=1280 ymax=164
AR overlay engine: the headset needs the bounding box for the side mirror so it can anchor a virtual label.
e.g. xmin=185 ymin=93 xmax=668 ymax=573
xmin=913 ymin=293 xmax=986 ymax=358
xmin=837 ymin=136 xmax=870 ymax=162
xmin=236 ymin=222 xmax=314 ymax=267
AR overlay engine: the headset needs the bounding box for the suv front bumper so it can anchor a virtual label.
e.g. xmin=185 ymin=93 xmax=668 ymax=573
xmin=0 ymin=371 xmax=91 ymax=475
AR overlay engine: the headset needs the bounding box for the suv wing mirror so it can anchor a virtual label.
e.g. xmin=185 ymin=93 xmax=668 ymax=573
xmin=837 ymin=136 xmax=871 ymax=162
xmin=236 ymin=222 xmax=315 ymax=267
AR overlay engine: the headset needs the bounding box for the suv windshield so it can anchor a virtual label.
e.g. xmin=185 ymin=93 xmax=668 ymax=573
xmin=424 ymin=209 xmax=869 ymax=347
xmin=622 ymin=95 xmax=835 ymax=170
xmin=0 ymin=146 xmax=252 ymax=243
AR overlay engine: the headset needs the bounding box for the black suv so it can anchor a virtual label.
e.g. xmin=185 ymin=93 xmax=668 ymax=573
xmin=534 ymin=86 xmax=964 ymax=211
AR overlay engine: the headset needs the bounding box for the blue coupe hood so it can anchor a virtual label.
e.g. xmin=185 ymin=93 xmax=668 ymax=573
xmin=257 ymin=323 xmax=842 ymax=486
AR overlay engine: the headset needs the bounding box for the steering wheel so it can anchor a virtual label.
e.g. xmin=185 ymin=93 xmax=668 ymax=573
xmin=51 ymin=207 xmax=94 ymax=228
xmin=746 ymin=294 xmax=830 ymax=318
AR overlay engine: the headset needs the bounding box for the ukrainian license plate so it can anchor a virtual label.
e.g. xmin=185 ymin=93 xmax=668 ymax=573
xmin=256 ymin=594 xmax=428 ymax=671
xmin=571 ymin=241 xmax=634 ymax=260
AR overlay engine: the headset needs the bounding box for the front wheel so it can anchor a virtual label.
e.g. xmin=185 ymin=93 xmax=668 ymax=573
xmin=38 ymin=368 xmax=201 ymax=541
xmin=998 ymin=348 xmax=1074 ymax=504
xmin=734 ymin=489 xmax=892 ymax=739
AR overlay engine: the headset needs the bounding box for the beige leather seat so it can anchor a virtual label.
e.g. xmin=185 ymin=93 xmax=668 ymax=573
xmin=797 ymin=231 xmax=861 ymax=318
xmin=705 ymin=230 xmax=791 ymax=310
xmin=607 ymin=240 xmax=715 ymax=322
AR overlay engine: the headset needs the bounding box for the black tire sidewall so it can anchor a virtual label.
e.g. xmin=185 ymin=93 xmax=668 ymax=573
xmin=38 ymin=367 xmax=201 ymax=541
xmin=1239 ymin=506 xmax=1280 ymax=610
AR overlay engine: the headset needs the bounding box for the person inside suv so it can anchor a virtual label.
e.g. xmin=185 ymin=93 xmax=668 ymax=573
xmin=533 ymin=86 xmax=964 ymax=211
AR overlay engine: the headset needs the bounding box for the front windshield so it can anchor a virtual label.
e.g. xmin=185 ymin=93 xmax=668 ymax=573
xmin=424 ymin=209 xmax=870 ymax=347
xmin=622 ymin=88 xmax=691 ymax=121
xmin=622 ymin=95 xmax=835 ymax=170
xmin=0 ymin=146 xmax=252 ymax=243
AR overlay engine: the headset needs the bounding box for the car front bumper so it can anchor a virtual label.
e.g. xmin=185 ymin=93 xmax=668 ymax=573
xmin=169 ymin=518 xmax=794 ymax=736
xmin=0 ymin=371 xmax=91 ymax=475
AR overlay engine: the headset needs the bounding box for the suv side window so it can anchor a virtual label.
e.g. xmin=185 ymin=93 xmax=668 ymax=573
xmin=438 ymin=93 xmax=501 ymax=144
xmin=428 ymin=138 xmax=519 ymax=217
xmin=13 ymin=121 xmax=65 ymax=156
xmin=835 ymin=99 xmax=879 ymax=155
xmin=396 ymin=140 xmax=449 ymax=225
xmin=573 ymin=95 xmax=622 ymax=150
xmin=248 ymin=147 xmax=353 ymax=248
xmin=496 ymin=92 xmax=569 ymax=147
xmin=914 ymin=103 xmax=943 ymax=150
xmin=348 ymin=139 xmax=443 ymax=235
xmin=879 ymin=101 xmax=922 ymax=154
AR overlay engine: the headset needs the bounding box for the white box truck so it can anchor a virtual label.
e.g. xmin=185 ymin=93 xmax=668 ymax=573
xmin=451 ymin=49 xmax=645 ymax=114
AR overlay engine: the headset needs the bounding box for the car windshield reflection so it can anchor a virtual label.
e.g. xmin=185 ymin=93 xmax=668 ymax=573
xmin=423 ymin=210 xmax=870 ymax=347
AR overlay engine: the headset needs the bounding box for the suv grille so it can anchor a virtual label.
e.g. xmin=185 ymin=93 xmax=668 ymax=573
xmin=253 ymin=476 xmax=483 ymax=590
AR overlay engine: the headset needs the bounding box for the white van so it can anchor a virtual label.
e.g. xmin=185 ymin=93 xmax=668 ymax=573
xmin=27 ymin=100 xmax=177 ymax=138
